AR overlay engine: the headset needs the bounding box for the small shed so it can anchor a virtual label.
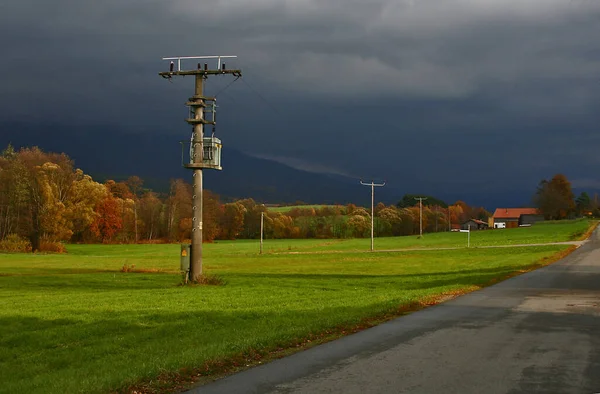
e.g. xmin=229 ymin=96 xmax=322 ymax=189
xmin=519 ymin=214 xmax=544 ymax=226
xmin=461 ymin=219 xmax=489 ymax=231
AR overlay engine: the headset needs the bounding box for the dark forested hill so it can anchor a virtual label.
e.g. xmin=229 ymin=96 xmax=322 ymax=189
xmin=0 ymin=123 xmax=403 ymax=205
xmin=1 ymin=122 xmax=559 ymax=210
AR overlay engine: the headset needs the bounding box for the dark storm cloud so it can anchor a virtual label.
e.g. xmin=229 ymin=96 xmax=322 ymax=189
xmin=2 ymin=0 xmax=600 ymax=203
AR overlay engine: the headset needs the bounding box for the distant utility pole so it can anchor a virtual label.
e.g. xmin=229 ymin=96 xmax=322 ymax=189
xmin=414 ymin=197 xmax=428 ymax=237
xmin=360 ymin=180 xmax=386 ymax=251
xmin=260 ymin=211 xmax=264 ymax=255
xmin=159 ymin=56 xmax=241 ymax=282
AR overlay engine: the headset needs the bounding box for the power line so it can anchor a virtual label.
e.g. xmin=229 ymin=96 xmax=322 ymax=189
xmin=239 ymin=76 xmax=281 ymax=114
xmin=213 ymin=76 xmax=241 ymax=98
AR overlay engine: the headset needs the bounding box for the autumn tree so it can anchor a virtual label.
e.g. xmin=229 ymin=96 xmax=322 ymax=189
xmin=534 ymin=174 xmax=575 ymax=220
xmin=0 ymin=146 xmax=107 ymax=250
xmin=427 ymin=205 xmax=449 ymax=233
xmin=271 ymin=213 xmax=296 ymax=238
xmin=397 ymin=194 xmax=448 ymax=209
xmin=448 ymin=204 xmax=464 ymax=230
xmin=90 ymin=190 xmax=122 ymax=242
xmin=104 ymin=180 xmax=135 ymax=242
xmin=138 ymin=191 xmax=163 ymax=240
xmin=0 ymin=145 xmax=29 ymax=240
xmin=219 ymin=202 xmax=246 ymax=240
xmin=126 ymin=176 xmax=144 ymax=243
xmin=237 ymin=199 xmax=264 ymax=239
xmin=397 ymin=208 xmax=416 ymax=235
xmin=203 ymin=190 xmax=221 ymax=242
xmin=68 ymin=170 xmax=108 ymax=241
xmin=575 ymin=192 xmax=592 ymax=216
xmin=165 ymin=179 xmax=192 ymax=241
xmin=377 ymin=206 xmax=401 ymax=236
xmin=347 ymin=214 xmax=370 ymax=238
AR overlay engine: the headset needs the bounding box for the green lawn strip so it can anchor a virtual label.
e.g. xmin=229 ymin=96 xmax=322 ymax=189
xmin=267 ymin=205 xmax=334 ymax=213
xmin=257 ymin=219 xmax=592 ymax=253
xmin=0 ymin=243 xmax=569 ymax=394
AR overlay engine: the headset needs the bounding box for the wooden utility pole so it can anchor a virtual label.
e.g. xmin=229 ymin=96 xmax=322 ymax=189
xmin=414 ymin=197 xmax=428 ymax=237
xmin=260 ymin=211 xmax=264 ymax=255
xmin=160 ymin=56 xmax=241 ymax=282
xmin=360 ymin=180 xmax=386 ymax=251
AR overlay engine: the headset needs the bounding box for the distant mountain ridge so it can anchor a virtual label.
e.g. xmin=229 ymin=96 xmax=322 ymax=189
xmin=0 ymin=123 xmax=404 ymax=206
xmin=2 ymin=123 xmax=577 ymax=210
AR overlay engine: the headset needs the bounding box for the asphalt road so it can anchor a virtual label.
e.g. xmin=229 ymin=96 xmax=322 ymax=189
xmin=192 ymin=230 xmax=600 ymax=394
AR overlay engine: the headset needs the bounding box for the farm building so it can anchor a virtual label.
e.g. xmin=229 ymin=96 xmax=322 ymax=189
xmin=492 ymin=208 xmax=544 ymax=229
xmin=461 ymin=219 xmax=489 ymax=231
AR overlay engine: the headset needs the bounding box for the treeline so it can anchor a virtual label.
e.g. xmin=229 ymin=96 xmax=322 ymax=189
xmin=0 ymin=146 xmax=491 ymax=251
xmin=534 ymin=174 xmax=600 ymax=219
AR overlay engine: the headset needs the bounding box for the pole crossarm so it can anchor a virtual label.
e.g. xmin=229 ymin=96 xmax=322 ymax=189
xmin=360 ymin=180 xmax=386 ymax=187
xmin=159 ymin=55 xmax=241 ymax=78
xmin=162 ymin=55 xmax=238 ymax=71
xmin=159 ymin=69 xmax=242 ymax=78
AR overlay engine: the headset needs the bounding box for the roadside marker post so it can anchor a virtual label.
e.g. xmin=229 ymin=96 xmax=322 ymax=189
xmin=459 ymin=225 xmax=471 ymax=248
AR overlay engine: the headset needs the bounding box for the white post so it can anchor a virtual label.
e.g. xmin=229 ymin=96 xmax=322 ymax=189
xmin=260 ymin=211 xmax=264 ymax=255
xmin=468 ymin=224 xmax=471 ymax=248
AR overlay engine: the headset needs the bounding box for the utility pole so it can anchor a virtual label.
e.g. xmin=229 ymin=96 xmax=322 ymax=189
xmin=360 ymin=180 xmax=386 ymax=251
xmin=160 ymin=56 xmax=241 ymax=282
xmin=260 ymin=211 xmax=264 ymax=255
xmin=414 ymin=197 xmax=428 ymax=237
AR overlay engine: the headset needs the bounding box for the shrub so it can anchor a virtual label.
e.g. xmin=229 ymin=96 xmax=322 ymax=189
xmin=39 ymin=240 xmax=67 ymax=253
xmin=0 ymin=234 xmax=32 ymax=253
xmin=121 ymin=264 xmax=136 ymax=272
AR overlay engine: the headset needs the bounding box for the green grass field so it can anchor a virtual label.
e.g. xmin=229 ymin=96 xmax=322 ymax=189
xmin=267 ymin=204 xmax=335 ymax=213
xmin=255 ymin=219 xmax=591 ymax=253
xmin=0 ymin=219 xmax=593 ymax=394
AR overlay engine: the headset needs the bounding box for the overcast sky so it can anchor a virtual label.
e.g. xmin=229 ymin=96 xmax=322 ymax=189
xmin=2 ymin=0 xmax=600 ymax=203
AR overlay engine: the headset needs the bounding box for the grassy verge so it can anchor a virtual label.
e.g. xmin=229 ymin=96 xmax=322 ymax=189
xmin=255 ymin=218 xmax=593 ymax=253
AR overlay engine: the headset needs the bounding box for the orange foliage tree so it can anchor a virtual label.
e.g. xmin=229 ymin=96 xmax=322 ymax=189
xmin=90 ymin=192 xmax=123 ymax=242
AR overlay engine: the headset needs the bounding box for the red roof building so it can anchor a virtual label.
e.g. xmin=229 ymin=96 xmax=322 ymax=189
xmin=493 ymin=208 xmax=539 ymax=219
xmin=492 ymin=208 xmax=543 ymax=228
